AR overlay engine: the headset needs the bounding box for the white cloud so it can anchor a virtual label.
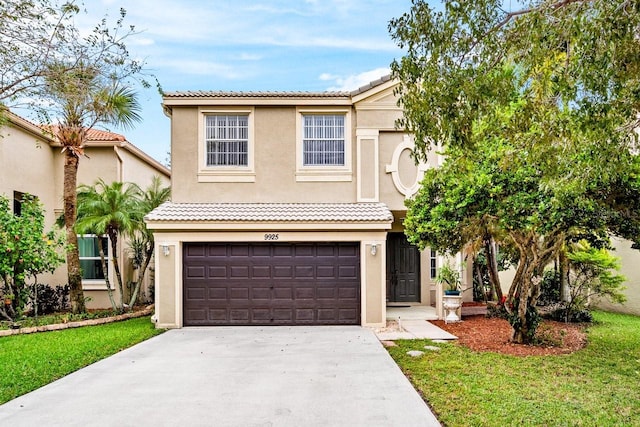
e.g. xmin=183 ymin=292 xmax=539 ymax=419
xmin=323 ymin=67 xmax=391 ymax=91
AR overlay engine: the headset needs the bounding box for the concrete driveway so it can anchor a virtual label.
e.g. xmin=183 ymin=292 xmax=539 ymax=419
xmin=0 ymin=326 xmax=440 ymax=426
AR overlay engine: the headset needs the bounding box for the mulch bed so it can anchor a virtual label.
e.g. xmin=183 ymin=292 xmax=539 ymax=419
xmin=432 ymin=313 xmax=588 ymax=356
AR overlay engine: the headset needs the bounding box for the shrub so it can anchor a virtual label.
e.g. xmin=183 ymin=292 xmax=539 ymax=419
xmin=30 ymin=284 xmax=69 ymax=315
xmin=538 ymin=269 xmax=561 ymax=306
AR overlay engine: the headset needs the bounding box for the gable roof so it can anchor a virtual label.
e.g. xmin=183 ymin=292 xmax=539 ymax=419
xmin=4 ymin=110 xmax=170 ymax=178
xmin=162 ymin=74 xmax=395 ymax=107
xmin=146 ymin=202 xmax=393 ymax=223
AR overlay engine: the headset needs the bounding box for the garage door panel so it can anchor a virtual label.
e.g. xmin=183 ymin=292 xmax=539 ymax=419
xmin=273 ymin=265 xmax=293 ymax=278
xmin=338 ymin=286 xmax=358 ymax=299
xmin=185 ymin=265 xmax=206 ymax=278
xmin=230 ymin=245 xmax=249 ymax=256
xmin=339 ymin=265 xmax=358 ymax=278
xmin=206 ymin=245 xmax=226 ymax=257
xmin=230 ymin=265 xmax=250 ymax=278
xmin=185 ymin=244 xmax=206 ymax=257
xmin=252 ymin=266 xmax=270 ymax=277
xmin=229 ymin=287 xmax=250 ymax=299
xmin=273 ymin=287 xmax=293 ymax=299
xmin=295 ymin=287 xmax=315 ymax=299
xmin=183 ymin=242 xmax=360 ymax=326
xmin=186 ymin=287 xmax=206 ymax=301
xmin=185 ymin=308 xmax=207 ymax=321
xmin=316 ymin=266 xmax=336 ymax=278
xmin=208 ymin=266 xmax=227 ymax=278
xmin=209 ymin=287 xmax=227 ymax=300
xmin=230 ymin=309 xmax=250 ymax=321
xmin=251 ymin=287 xmax=271 ymax=300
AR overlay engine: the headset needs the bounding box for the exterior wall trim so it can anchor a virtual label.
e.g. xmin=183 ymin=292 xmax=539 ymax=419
xmin=356 ymin=128 xmax=380 ymax=202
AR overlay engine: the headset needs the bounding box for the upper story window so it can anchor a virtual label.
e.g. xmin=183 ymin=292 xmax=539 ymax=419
xmin=205 ymin=115 xmax=249 ymax=167
xmin=198 ymin=108 xmax=255 ymax=183
xmin=302 ymin=114 xmax=345 ymax=166
xmin=296 ymin=108 xmax=352 ymax=182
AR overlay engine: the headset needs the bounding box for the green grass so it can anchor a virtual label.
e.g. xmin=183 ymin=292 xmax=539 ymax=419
xmin=0 ymin=309 xmax=124 ymax=330
xmin=0 ymin=316 xmax=164 ymax=404
xmin=387 ymin=311 xmax=640 ymax=426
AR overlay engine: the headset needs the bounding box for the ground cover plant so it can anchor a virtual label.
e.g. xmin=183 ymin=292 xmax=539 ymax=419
xmin=0 ymin=316 xmax=163 ymax=404
xmin=387 ymin=311 xmax=640 ymax=426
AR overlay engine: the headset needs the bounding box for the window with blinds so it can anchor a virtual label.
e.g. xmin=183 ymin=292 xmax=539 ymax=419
xmin=205 ymin=115 xmax=249 ymax=166
xmin=302 ymin=114 xmax=345 ymax=166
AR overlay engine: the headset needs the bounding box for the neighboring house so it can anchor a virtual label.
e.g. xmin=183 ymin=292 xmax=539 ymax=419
xmin=147 ymin=76 xmax=473 ymax=329
xmin=0 ymin=111 xmax=171 ymax=308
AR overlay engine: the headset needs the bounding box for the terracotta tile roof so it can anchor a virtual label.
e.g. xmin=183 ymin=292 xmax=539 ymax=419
xmin=163 ymin=75 xmax=394 ymax=101
xmin=163 ymin=90 xmax=350 ymax=98
xmin=146 ymin=202 xmax=393 ymax=223
xmin=85 ymin=128 xmax=126 ymax=142
xmin=43 ymin=125 xmax=127 ymax=142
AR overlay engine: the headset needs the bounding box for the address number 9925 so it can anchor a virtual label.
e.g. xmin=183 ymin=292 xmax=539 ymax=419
xmin=264 ymin=233 xmax=279 ymax=241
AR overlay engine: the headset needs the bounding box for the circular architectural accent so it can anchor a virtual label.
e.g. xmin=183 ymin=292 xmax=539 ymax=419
xmin=385 ymin=135 xmax=429 ymax=197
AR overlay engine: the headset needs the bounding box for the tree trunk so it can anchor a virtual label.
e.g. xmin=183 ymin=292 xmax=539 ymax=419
xmin=64 ymin=152 xmax=85 ymax=313
xmin=108 ymin=228 xmax=125 ymax=312
xmin=128 ymin=244 xmax=153 ymax=309
xmin=559 ymin=249 xmax=570 ymax=302
xmin=474 ymin=260 xmax=487 ymax=302
xmin=484 ymin=236 xmax=503 ymax=302
xmin=97 ymin=236 xmax=117 ymax=312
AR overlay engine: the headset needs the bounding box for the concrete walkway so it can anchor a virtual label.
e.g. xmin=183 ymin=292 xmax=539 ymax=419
xmin=375 ymin=320 xmax=458 ymax=341
xmin=0 ymin=326 xmax=441 ymax=427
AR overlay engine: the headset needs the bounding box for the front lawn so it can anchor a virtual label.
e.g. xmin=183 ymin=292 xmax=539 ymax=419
xmin=0 ymin=316 xmax=164 ymax=404
xmin=388 ymin=311 xmax=640 ymax=426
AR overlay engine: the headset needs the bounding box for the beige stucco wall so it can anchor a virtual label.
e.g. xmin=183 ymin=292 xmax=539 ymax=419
xmin=170 ymin=106 xmax=357 ymax=203
xmin=0 ymin=122 xmax=58 ymax=229
xmin=596 ymin=237 xmax=640 ymax=315
xmin=151 ymin=228 xmax=388 ymax=328
xmin=118 ymin=146 xmax=170 ymax=189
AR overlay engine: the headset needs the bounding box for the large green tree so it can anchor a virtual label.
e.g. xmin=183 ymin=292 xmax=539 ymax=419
xmin=0 ymin=195 xmax=65 ymax=321
xmin=391 ymin=0 xmax=640 ymax=343
xmin=0 ymin=1 xmax=78 ymax=112
xmin=1 ymin=2 xmax=151 ymax=313
xmin=39 ymin=8 xmax=147 ymax=313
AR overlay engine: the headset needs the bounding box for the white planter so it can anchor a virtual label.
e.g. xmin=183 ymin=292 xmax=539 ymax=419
xmin=442 ymin=295 xmax=463 ymax=323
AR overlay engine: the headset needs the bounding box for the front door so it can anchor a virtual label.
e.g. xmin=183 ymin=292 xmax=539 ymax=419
xmin=386 ymin=233 xmax=421 ymax=302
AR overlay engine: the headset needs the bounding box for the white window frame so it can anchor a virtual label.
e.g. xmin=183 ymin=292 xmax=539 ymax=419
xmin=296 ymin=107 xmax=352 ymax=182
xmin=78 ymin=234 xmax=113 ymax=290
xmin=197 ymin=107 xmax=255 ymax=182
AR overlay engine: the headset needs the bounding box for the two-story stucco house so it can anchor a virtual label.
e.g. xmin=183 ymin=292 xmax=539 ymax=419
xmin=1 ymin=111 xmax=171 ymax=308
xmin=148 ymin=76 xmax=475 ymax=329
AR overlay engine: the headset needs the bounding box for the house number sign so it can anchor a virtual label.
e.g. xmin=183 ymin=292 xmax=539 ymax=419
xmin=264 ymin=233 xmax=279 ymax=241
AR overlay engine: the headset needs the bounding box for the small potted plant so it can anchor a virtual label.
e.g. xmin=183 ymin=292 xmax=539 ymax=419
xmin=436 ymin=263 xmax=461 ymax=295
xmin=437 ymin=263 xmax=463 ymax=323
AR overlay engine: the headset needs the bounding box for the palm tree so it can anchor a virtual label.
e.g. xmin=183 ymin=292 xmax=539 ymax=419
xmin=127 ymin=176 xmax=170 ymax=307
xmin=76 ymin=179 xmax=142 ymax=312
xmin=45 ymin=61 xmax=142 ymax=313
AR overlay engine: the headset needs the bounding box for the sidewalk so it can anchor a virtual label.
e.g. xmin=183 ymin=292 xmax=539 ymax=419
xmin=374 ymin=320 xmax=457 ymax=341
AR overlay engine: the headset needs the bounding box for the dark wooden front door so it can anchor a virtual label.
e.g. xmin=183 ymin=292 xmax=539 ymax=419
xmin=386 ymin=233 xmax=421 ymax=302
xmin=183 ymin=242 xmax=360 ymax=326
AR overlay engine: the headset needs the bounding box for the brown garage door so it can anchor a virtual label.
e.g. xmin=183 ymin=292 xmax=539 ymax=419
xmin=183 ymin=242 xmax=360 ymax=326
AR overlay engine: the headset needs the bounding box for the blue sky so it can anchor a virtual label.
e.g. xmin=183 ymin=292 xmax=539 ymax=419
xmin=78 ymin=0 xmax=414 ymax=164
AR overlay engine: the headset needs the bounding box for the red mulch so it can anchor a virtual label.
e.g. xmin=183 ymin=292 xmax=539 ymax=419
xmin=432 ymin=313 xmax=588 ymax=356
